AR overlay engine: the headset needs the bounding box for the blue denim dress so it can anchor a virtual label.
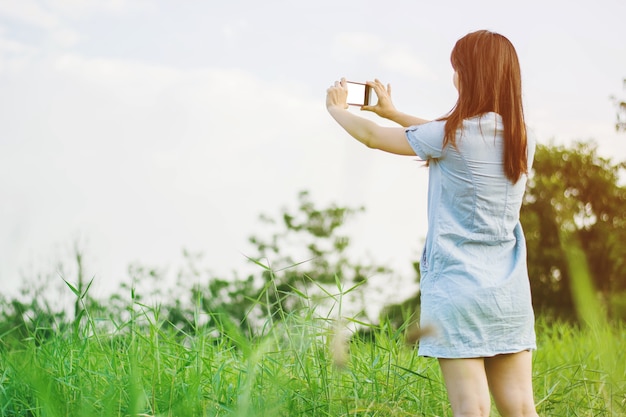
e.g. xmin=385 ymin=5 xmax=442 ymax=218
xmin=405 ymin=113 xmax=537 ymax=358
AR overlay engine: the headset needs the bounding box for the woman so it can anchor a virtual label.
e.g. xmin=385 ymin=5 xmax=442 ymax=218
xmin=326 ymin=30 xmax=539 ymax=417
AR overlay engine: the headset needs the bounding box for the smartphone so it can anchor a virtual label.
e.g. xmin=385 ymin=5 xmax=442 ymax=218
xmin=346 ymin=81 xmax=375 ymax=107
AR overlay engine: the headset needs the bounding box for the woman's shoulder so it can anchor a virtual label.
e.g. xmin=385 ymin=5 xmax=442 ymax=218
xmin=462 ymin=112 xmax=502 ymax=129
xmin=406 ymin=119 xmax=446 ymax=133
xmin=405 ymin=120 xmax=447 ymax=160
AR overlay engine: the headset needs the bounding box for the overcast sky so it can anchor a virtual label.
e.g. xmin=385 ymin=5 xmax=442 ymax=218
xmin=1 ymin=0 xmax=625 ymax=305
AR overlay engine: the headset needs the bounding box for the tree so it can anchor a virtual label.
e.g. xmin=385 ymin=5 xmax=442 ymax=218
xmin=170 ymin=257 xmax=260 ymax=336
xmin=247 ymin=190 xmax=391 ymax=322
xmin=610 ymin=78 xmax=626 ymax=132
xmin=162 ymin=190 xmax=394 ymax=337
xmin=379 ymin=260 xmax=421 ymax=331
xmin=521 ymin=140 xmax=626 ymax=316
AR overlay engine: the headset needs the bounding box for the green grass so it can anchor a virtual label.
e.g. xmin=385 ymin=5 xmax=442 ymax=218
xmin=0 ymin=297 xmax=624 ymax=416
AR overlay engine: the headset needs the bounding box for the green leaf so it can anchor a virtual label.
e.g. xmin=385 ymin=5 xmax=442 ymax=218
xmin=241 ymin=253 xmax=271 ymax=271
xmin=63 ymin=279 xmax=81 ymax=297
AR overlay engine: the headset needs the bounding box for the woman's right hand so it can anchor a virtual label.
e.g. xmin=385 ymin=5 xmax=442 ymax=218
xmin=361 ymin=79 xmax=397 ymax=119
xmin=326 ymin=78 xmax=349 ymax=111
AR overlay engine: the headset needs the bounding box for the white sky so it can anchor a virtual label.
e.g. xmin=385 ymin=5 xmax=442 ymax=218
xmin=1 ymin=0 xmax=625 ymax=304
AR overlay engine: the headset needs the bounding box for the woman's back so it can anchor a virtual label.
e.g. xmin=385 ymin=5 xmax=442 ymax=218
xmin=406 ymin=112 xmax=537 ymax=358
xmin=434 ymin=112 xmax=534 ymax=241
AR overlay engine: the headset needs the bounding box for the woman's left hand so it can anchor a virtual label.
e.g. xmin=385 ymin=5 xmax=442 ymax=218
xmin=326 ymin=78 xmax=349 ymax=110
xmin=362 ymin=79 xmax=397 ymax=119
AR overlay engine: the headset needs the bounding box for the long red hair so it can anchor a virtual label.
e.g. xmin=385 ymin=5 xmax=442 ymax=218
xmin=442 ymin=30 xmax=528 ymax=183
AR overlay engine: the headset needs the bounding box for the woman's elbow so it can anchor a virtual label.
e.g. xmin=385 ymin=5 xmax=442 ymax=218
xmin=351 ymin=131 xmax=377 ymax=149
xmin=363 ymin=131 xmax=381 ymax=149
xmin=364 ymin=138 xmax=377 ymax=149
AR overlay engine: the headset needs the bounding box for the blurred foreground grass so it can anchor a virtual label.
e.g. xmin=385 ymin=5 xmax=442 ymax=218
xmin=0 ymin=298 xmax=624 ymax=416
xmin=1 ymin=231 xmax=623 ymax=416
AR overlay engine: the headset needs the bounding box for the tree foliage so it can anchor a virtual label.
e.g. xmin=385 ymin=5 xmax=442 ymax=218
xmin=162 ymin=190 xmax=393 ymax=336
xmin=5 ymin=142 xmax=626 ymax=343
xmin=522 ymin=140 xmax=626 ymax=316
xmin=610 ymin=78 xmax=626 ymax=132
xmin=247 ymin=190 xmax=391 ymax=321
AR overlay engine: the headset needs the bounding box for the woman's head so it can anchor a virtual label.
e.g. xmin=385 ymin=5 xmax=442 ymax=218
xmin=444 ymin=30 xmax=528 ymax=183
xmin=450 ymin=30 xmax=522 ymax=116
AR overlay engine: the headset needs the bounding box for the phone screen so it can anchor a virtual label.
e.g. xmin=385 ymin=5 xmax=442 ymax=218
xmin=346 ymin=81 xmax=374 ymax=107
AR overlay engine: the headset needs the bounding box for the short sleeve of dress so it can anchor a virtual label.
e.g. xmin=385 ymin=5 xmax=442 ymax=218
xmin=405 ymin=121 xmax=447 ymax=160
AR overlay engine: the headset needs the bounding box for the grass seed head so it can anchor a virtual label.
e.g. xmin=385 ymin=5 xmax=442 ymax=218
xmin=405 ymin=324 xmax=435 ymax=346
xmin=330 ymin=321 xmax=350 ymax=369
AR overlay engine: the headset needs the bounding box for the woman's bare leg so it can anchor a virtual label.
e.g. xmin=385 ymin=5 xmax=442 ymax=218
xmin=484 ymin=351 xmax=539 ymax=417
xmin=438 ymin=358 xmax=491 ymax=417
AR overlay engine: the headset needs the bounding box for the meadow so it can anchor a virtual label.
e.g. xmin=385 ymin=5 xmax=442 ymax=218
xmin=0 ymin=285 xmax=624 ymax=417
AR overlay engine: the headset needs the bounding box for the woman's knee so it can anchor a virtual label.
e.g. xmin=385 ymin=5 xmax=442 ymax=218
xmin=484 ymin=352 xmax=538 ymax=417
xmin=496 ymin=403 xmax=539 ymax=417
xmin=451 ymin=405 xmax=491 ymax=417
xmin=438 ymin=358 xmax=491 ymax=417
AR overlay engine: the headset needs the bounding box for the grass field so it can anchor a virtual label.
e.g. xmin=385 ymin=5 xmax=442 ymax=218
xmin=1 ymin=292 xmax=624 ymax=417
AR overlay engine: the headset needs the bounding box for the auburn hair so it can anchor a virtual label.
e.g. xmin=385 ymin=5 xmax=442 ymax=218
xmin=442 ymin=30 xmax=528 ymax=183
